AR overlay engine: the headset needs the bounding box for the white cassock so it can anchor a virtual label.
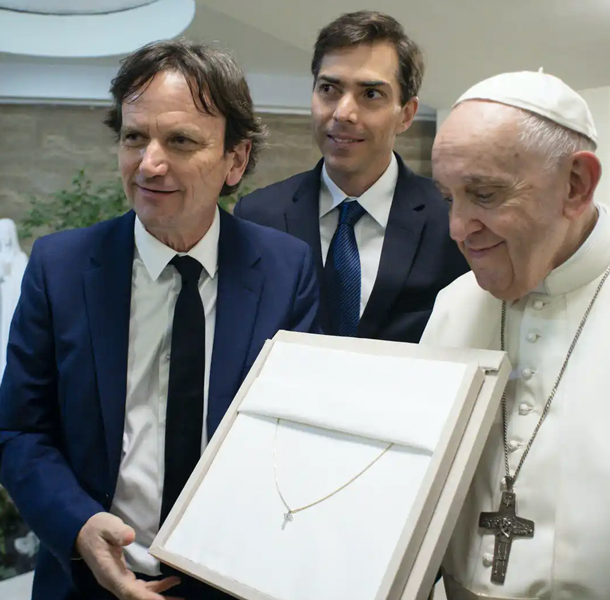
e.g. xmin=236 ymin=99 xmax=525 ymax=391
xmin=421 ymin=204 xmax=610 ymax=600
xmin=0 ymin=219 xmax=28 ymax=381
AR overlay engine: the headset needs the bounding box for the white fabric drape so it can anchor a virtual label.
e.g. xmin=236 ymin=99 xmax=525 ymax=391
xmin=164 ymin=341 xmax=470 ymax=600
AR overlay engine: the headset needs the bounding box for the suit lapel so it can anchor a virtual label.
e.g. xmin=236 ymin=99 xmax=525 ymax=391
xmin=207 ymin=210 xmax=263 ymax=438
xmin=284 ymin=160 xmax=331 ymax=329
xmin=358 ymin=156 xmax=426 ymax=339
xmin=83 ymin=212 xmax=135 ymax=493
xmin=284 ymin=160 xmax=324 ymax=278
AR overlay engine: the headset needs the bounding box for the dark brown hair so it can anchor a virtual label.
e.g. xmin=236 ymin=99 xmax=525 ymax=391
xmin=105 ymin=39 xmax=266 ymax=196
xmin=311 ymin=11 xmax=424 ymax=106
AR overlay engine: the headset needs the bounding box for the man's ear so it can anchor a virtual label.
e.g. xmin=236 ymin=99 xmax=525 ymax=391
xmin=226 ymin=140 xmax=252 ymax=188
xmin=564 ymin=151 xmax=601 ymax=220
xmin=396 ymin=97 xmax=419 ymax=135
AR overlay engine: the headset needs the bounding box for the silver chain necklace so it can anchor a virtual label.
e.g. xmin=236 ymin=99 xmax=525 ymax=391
xmin=480 ymin=262 xmax=610 ymax=585
xmin=273 ymin=418 xmax=393 ymax=529
xmin=500 ymin=262 xmax=610 ymax=489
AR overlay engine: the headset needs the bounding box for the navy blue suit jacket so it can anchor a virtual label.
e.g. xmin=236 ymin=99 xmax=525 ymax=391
xmin=0 ymin=209 xmax=319 ymax=600
xmin=234 ymin=154 xmax=469 ymax=343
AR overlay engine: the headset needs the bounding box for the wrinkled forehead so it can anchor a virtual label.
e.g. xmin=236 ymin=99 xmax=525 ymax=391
xmin=318 ymin=42 xmax=402 ymax=92
xmin=432 ymin=101 xmax=532 ymax=186
xmin=122 ymin=70 xmax=217 ymax=120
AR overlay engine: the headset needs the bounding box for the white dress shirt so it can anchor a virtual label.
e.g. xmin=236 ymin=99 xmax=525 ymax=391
xmin=319 ymin=154 xmax=398 ymax=316
xmin=110 ymin=207 xmax=219 ymax=576
xmin=422 ymin=205 xmax=610 ymax=599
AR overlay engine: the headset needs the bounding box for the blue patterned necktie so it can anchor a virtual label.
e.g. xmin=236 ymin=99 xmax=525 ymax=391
xmin=325 ymin=200 xmax=366 ymax=336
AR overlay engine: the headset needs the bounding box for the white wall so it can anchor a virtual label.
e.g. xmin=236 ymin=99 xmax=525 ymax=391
xmin=436 ymin=108 xmax=451 ymax=131
xmin=578 ymin=87 xmax=610 ymax=207
xmin=0 ymin=60 xmax=315 ymax=114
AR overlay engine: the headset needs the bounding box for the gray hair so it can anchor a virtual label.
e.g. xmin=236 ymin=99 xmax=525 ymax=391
xmin=517 ymin=111 xmax=597 ymax=170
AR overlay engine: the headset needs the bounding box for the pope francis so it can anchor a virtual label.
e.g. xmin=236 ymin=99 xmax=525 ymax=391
xmin=423 ymin=71 xmax=610 ymax=600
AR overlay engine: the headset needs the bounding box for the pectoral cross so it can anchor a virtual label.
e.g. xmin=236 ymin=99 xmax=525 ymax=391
xmin=479 ymin=490 xmax=534 ymax=584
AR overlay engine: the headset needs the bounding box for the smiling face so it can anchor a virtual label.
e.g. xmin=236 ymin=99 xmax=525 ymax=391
xmin=311 ymin=42 xmax=416 ymax=195
xmin=432 ymin=101 xmax=596 ymax=301
xmin=118 ymin=70 xmax=250 ymax=250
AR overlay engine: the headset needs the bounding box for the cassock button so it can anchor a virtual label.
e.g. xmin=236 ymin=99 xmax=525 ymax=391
xmin=526 ymin=332 xmax=538 ymax=343
xmin=519 ymin=403 xmax=532 ymax=415
xmin=483 ymin=553 xmax=494 ymax=567
xmin=521 ymin=367 xmax=534 ymax=379
xmin=533 ymin=299 xmax=544 ymax=310
xmin=508 ymin=440 xmax=520 ymax=452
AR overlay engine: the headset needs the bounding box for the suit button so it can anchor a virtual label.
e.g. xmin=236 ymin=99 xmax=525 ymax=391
xmin=522 ymin=367 xmax=533 ymax=379
xmin=533 ymin=300 xmax=544 ymax=310
xmin=483 ymin=553 xmax=494 ymax=567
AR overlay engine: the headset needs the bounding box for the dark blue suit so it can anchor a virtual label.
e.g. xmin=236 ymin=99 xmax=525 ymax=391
xmin=0 ymin=209 xmax=319 ymax=600
xmin=234 ymin=154 xmax=469 ymax=343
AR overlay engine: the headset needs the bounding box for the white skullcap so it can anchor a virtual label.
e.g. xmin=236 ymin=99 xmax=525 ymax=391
xmin=453 ymin=69 xmax=598 ymax=147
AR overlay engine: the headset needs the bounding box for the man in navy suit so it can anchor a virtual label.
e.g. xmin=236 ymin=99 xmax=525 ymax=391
xmin=235 ymin=11 xmax=468 ymax=342
xmin=0 ymin=40 xmax=318 ymax=600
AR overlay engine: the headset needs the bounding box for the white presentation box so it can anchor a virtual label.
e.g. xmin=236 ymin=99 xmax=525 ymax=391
xmin=150 ymin=331 xmax=510 ymax=600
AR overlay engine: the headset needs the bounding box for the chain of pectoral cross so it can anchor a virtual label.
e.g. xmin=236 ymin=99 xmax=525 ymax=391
xmin=480 ymin=264 xmax=610 ymax=585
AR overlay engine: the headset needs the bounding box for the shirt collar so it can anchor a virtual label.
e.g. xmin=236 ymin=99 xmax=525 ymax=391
xmin=134 ymin=206 xmax=220 ymax=282
xmin=319 ymin=153 xmax=398 ymax=229
xmin=532 ymin=203 xmax=610 ymax=298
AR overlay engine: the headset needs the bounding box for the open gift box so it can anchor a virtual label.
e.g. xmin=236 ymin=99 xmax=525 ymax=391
xmin=150 ymin=331 xmax=510 ymax=600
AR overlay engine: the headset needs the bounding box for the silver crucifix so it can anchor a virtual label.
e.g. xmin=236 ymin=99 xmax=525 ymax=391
xmin=479 ymin=490 xmax=535 ymax=584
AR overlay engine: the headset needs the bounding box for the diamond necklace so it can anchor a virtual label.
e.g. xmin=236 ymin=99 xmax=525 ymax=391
xmin=273 ymin=418 xmax=393 ymax=529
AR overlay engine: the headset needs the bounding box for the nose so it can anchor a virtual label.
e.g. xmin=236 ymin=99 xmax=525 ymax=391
xmin=449 ymin=198 xmax=484 ymax=243
xmin=333 ymin=93 xmax=358 ymax=124
xmin=138 ymin=140 xmax=169 ymax=178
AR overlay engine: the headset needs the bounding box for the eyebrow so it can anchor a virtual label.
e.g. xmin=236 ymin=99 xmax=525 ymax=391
xmin=317 ymin=75 xmax=390 ymax=88
xmin=119 ymin=124 xmax=143 ymax=135
xmin=166 ymin=127 xmax=201 ymax=138
xmin=119 ymin=124 xmax=200 ymax=138
xmin=462 ymin=175 xmax=508 ymax=186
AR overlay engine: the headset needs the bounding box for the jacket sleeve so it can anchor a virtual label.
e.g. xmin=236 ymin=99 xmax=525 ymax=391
xmin=0 ymin=240 xmax=104 ymax=574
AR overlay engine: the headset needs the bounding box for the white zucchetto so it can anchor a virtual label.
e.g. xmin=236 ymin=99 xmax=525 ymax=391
xmin=453 ymin=70 xmax=598 ymax=147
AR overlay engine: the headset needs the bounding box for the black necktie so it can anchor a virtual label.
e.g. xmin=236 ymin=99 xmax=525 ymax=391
xmin=160 ymin=255 xmax=205 ymax=527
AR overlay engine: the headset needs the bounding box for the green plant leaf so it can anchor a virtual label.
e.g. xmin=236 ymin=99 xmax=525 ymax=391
xmin=19 ymin=171 xmax=258 ymax=241
xmin=19 ymin=171 xmax=129 ymax=241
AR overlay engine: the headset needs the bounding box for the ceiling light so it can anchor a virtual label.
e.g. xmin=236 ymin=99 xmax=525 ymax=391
xmin=0 ymin=1 xmax=156 ymax=14
xmin=0 ymin=0 xmax=195 ymax=57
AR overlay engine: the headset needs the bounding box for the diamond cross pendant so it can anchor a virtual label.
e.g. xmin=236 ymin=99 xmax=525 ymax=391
xmin=282 ymin=511 xmax=294 ymax=530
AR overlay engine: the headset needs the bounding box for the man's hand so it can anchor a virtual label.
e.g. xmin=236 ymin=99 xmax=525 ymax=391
xmin=76 ymin=512 xmax=183 ymax=600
